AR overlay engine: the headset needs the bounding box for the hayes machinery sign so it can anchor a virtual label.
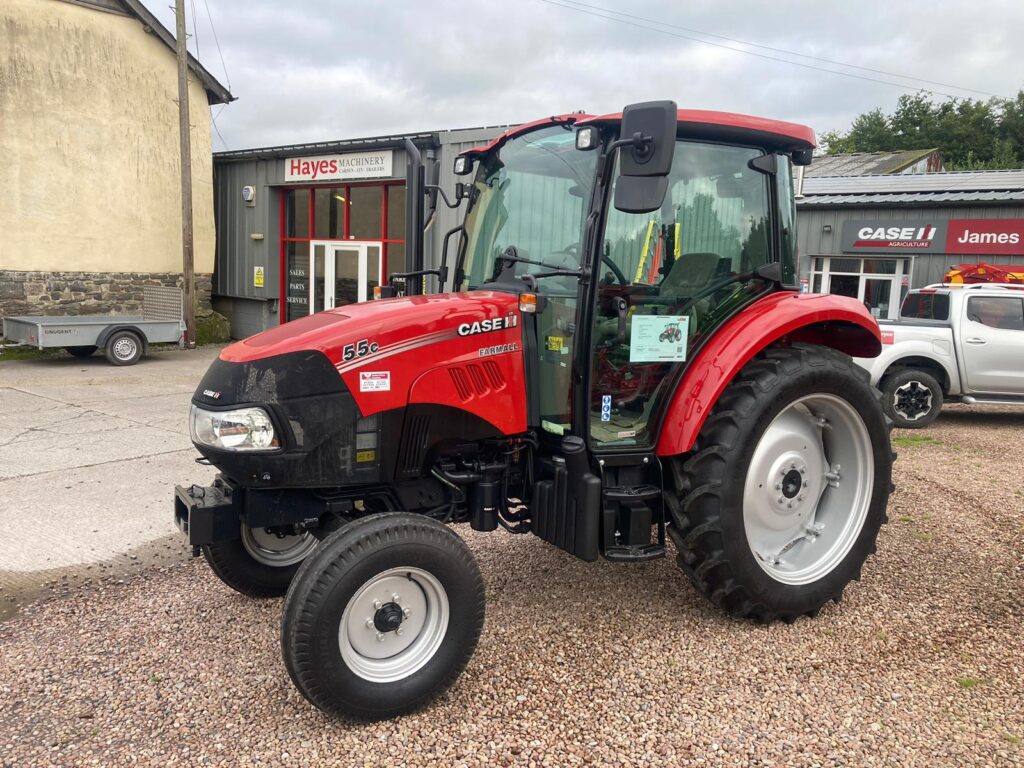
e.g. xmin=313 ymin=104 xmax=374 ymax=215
xmin=284 ymin=150 xmax=393 ymax=183
xmin=842 ymin=219 xmax=1024 ymax=255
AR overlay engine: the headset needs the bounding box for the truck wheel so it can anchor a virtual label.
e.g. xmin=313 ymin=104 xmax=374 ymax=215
xmin=65 ymin=345 xmax=97 ymax=358
xmin=666 ymin=344 xmax=893 ymax=623
xmin=202 ymin=524 xmax=318 ymax=598
xmin=881 ymin=369 xmax=942 ymax=429
xmin=282 ymin=513 xmax=485 ymax=720
xmin=104 ymin=330 xmax=143 ymax=365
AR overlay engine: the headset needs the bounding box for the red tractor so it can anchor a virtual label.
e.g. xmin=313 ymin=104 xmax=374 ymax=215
xmin=175 ymin=102 xmax=892 ymax=720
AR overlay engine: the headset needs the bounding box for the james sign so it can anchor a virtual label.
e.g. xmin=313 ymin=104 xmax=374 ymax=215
xmin=284 ymin=150 xmax=393 ymax=183
xmin=842 ymin=219 xmax=1024 ymax=256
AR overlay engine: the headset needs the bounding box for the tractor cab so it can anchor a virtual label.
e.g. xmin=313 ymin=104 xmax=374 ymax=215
xmin=444 ymin=102 xmax=813 ymax=560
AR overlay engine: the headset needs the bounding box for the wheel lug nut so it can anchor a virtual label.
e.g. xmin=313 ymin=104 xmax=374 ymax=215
xmin=392 ymin=593 xmax=401 ymax=603
xmin=373 ymin=600 xmax=382 ymax=610
xmin=775 ymin=483 xmax=782 ymax=490
xmin=403 ymin=607 xmax=411 ymax=618
xmin=365 ymin=619 xmax=374 ymax=629
xmin=396 ymin=628 xmax=404 ymax=637
xmin=376 ymin=632 xmax=385 ymax=642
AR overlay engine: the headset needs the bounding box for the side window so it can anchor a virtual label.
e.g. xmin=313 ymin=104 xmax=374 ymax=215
xmin=901 ymin=292 xmax=950 ymax=321
xmin=590 ymin=140 xmax=772 ymax=448
xmin=966 ymin=296 xmax=1024 ymax=331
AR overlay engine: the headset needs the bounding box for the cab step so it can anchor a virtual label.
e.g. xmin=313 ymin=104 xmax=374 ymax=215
xmin=604 ymin=543 xmax=666 ymax=562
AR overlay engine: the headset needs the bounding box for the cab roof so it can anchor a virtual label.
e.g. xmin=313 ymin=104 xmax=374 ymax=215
xmin=460 ymin=109 xmax=816 ymax=158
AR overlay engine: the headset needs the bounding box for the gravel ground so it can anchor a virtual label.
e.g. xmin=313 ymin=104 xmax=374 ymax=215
xmin=1 ymin=404 xmax=1022 ymax=767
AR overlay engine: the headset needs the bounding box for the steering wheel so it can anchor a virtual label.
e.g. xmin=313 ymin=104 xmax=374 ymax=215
xmin=554 ymin=242 xmax=628 ymax=285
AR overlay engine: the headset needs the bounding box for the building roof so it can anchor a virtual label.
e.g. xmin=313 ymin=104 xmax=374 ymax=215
xmin=804 ymin=149 xmax=940 ymax=178
xmin=213 ymin=132 xmax=441 ymax=162
xmin=798 ymin=170 xmax=1024 ymax=207
xmin=75 ymin=0 xmax=234 ymax=104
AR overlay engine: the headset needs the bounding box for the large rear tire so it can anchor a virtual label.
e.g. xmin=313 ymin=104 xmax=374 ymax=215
xmin=665 ymin=343 xmax=893 ymax=623
xmin=202 ymin=524 xmax=318 ymax=598
xmin=281 ymin=513 xmax=485 ymax=720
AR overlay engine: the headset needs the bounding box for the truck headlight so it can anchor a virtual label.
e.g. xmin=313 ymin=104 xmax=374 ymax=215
xmin=190 ymin=405 xmax=278 ymax=451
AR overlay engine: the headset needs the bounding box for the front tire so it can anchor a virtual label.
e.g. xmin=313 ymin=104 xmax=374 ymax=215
xmin=881 ymin=369 xmax=942 ymax=429
xmin=104 ymin=330 xmax=143 ymax=365
xmin=202 ymin=524 xmax=318 ymax=598
xmin=281 ymin=513 xmax=485 ymax=720
xmin=666 ymin=344 xmax=893 ymax=622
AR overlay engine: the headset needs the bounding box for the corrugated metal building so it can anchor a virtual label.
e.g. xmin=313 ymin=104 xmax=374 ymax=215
xmin=796 ymin=170 xmax=1024 ymax=319
xmin=211 ymin=125 xmax=505 ymax=338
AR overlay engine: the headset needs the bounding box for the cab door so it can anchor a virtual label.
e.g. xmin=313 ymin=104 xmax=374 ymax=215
xmin=961 ymin=295 xmax=1024 ymax=393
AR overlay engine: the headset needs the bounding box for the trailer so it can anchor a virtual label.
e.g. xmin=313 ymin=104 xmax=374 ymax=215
xmin=2 ymin=286 xmax=185 ymax=365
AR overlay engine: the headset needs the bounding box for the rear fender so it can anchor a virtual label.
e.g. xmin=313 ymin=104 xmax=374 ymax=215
xmin=654 ymin=292 xmax=881 ymax=456
xmin=97 ymin=324 xmax=149 ymax=350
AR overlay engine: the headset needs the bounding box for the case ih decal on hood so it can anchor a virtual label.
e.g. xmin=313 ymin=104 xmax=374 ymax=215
xmin=217 ymin=291 xmax=528 ymax=434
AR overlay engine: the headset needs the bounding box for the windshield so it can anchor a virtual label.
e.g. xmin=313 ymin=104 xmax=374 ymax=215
xmin=458 ymin=124 xmax=599 ymax=293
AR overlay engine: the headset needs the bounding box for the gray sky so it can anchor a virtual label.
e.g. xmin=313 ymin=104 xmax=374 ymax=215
xmin=150 ymin=0 xmax=1024 ymax=152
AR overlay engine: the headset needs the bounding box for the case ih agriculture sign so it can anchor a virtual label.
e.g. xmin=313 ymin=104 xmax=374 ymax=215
xmin=284 ymin=150 xmax=393 ymax=182
xmin=842 ymin=219 xmax=1024 ymax=255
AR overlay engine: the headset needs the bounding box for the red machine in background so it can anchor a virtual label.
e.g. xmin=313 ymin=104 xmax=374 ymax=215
xmin=946 ymin=262 xmax=1024 ymax=285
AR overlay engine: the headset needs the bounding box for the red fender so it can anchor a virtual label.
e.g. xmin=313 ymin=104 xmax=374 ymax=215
xmin=654 ymin=292 xmax=882 ymax=456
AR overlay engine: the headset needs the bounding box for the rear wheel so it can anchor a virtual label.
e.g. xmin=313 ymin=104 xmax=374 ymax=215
xmin=202 ymin=524 xmax=318 ymax=598
xmin=282 ymin=513 xmax=485 ymax=720
xmin=65 ymin=345 xmax=97 ymax=358
xmin=666 ymin=344 xmax=893 ymax=622
xmin=104 ymin=330 xmax=143 ymax=365
xmin=881 ymin=369 xmax=942 ymax=429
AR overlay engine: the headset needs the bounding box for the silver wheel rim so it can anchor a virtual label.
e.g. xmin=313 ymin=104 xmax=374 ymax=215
xmin=240 ymin=525 xmax=317 ymax=567
xmin=743 ymin=393 xmax=874 ymax=586
xmin=893 ymin=380 xmax=933 ymax=421
xmin=339 ymin=567 xmax=449 ymax=683
xmin=112 ymin=337 xmax=137 ymax=361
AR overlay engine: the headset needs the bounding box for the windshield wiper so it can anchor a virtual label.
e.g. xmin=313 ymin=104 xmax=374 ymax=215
xmin=488 ymin=246 xmax=586 ymax=290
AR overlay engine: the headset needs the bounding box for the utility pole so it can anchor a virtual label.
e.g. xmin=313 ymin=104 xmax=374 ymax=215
xmin=175 ymin=0 xmax=196 ymax=347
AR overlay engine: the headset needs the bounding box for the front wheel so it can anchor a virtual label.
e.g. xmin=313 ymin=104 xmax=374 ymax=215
xmin=104 ymin=330 xmax=143 ymax=365
xmin=282 ymin=513 xmax=485 ymax=720
xmin=881 ymin=369 xmax=943 ymax=429
xmin=202 ymin=524 xmax=318 ymax=598
xmin=666 ymin=343 xmax=893 ymax=622
xmin=65 ymin=345 xmax=97 ymax=358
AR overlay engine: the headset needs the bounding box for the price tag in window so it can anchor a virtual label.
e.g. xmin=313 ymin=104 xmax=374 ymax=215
xmin=629 ymin=315 xmax=689 ymax=363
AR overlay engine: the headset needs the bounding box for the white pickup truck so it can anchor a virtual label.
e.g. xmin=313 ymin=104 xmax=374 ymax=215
xmin=855 ymin=283 xmax=1024 ymax=428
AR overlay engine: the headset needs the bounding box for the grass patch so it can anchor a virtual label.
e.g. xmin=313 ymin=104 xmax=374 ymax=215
xmin=1005 ymin=734 xmax=1021 ymax=746
xmin=0 ymin=344 xmax=61 ymax=362
xmin=892 ymin=435 xmax=941 ymax=448
xmin=897 ymin=515 xmax=914 ymax=523
xmin=956 ymin=676 xmax=986 ymax=689
xmin=912 ymin=531 xmax=932 ymax=542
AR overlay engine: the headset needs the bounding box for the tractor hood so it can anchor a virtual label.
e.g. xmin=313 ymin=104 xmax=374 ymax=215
xmin=209 ymin=290 xmax=524 ymax=420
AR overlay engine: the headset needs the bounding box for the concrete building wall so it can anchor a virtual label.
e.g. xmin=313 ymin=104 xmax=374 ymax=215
xmin=0 ymin=0 xmax=216 ymax=306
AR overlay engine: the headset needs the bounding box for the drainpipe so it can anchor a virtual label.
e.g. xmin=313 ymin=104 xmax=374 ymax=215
xmin=794 ymin=164 xmax=806 ymax=199
xmin=403 ymin=138 xmax=424 ymax=294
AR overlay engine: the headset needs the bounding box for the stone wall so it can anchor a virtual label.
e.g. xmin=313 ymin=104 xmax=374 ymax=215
xmin=0 ymin=270 xmax=213 ymax=321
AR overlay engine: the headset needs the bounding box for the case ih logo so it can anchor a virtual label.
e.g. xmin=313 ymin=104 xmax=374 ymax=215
xmin=854 ymin=225 xmax=938 ymax=249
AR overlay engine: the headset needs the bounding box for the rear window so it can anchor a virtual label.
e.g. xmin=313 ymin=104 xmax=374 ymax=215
xmin=901 ymin=292 xmax=950 ymax=321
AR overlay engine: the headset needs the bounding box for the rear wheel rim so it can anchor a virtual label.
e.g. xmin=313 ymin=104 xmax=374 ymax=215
xmin=339 ymin=567 xmax=450 ymax=683
xmin=743 ymin=394 xmax=873 ymax=586
xmin=240 ymin=525 xmax=317 ymax=567
xmin=893 ymin=381 xmax=933 ymax=421
xmin=112 ymin=337 xmax=138 ymax=361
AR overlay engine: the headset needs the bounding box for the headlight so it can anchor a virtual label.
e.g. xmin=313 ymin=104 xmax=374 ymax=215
xmin=190 ymin=405 xmax=278 ymax=451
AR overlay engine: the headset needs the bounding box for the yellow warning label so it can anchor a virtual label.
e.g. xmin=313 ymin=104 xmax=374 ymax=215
xmin=356 ymin=450 xmax=376 ymax=463
xmin=253 ymin=266 xmax=265 ymax=288
xmin=546 ymin=335 xmax=563 ymax=352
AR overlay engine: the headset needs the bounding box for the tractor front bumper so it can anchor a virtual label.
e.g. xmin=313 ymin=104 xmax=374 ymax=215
xmin=174 ymin=476 xmax=241 ymax=547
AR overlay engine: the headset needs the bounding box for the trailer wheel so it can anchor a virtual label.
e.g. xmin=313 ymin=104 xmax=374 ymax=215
xmin=202 ymin=524 xmax=318 ymax=598
xmin=880 ymin=369 xmax=942 ymax=429
xmin=666 ymin=343 xmax=893 ymax=623
xmin=104 ymin=330 xmax=143 ymax=365
xmin=65 ymin=345 xmax=97 ymax=358
xmin=282 ymin=513 xmax=484 ymax=720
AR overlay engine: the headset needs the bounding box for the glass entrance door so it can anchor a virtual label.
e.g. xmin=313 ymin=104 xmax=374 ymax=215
xmin=309 ymin=240 xmax=382 ymax=312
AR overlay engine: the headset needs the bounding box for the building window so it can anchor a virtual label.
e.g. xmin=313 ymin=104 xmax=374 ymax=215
xmin=809 ymin=256 xmax=911 ymax=320
xmin=280 ymin=181 xmax=404 ymax=323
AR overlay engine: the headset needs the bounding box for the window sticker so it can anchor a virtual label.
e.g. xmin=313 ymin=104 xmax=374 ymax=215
xmin=629 ymin=315 xmax=689 ymax=363
xmin=359 ymin=371 xmax=391 ymax=392
xmin=601 ymin=394 xmax=612 ymax=422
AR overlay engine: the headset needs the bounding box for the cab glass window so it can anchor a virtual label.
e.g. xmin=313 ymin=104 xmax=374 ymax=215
xmin=966 ymin=296 xmax=1024 ymax=330
xmin=901 ymin=292 xmax=950 ymax=321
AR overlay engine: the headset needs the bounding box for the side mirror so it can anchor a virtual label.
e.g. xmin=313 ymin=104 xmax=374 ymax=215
xmin=792 ymin=148 xmax=814 ymax=166
xmin=613 ymin=100 xmax=677 ymax=214
xmin=455 ymin=182 xmax=467 ymax=201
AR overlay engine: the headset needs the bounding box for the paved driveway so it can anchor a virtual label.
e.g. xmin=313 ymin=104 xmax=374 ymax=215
xmin=0 ymin=346 xmax=220 ymax=616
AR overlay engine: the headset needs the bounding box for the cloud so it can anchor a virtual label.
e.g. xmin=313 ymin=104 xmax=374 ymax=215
xmin=151 ymin=0 xmax=1024 ymax=151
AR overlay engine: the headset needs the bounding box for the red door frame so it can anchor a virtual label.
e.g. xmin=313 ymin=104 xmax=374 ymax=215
xmin=278 ymin=179 xmax=406 ymax=323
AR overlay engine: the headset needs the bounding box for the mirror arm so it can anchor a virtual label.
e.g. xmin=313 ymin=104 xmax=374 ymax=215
xmin=425 ymin=184 xmax=462 ymax=210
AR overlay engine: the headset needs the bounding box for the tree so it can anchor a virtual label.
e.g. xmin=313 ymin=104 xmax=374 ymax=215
xmin=823 ymin=90 xmax=1023 ymax=169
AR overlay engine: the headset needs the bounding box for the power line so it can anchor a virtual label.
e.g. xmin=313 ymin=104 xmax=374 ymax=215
xmin=536 ymin=0 xmax=983 ymax=100
xmin=556 ymin=0 xmax=1003 ymax=99
xmin=188 ymin=0 xmax=199 ymax=58
xmin=212 ymin=105 xmax=229 ymax=150
xmin=202 ymin=0 xmax=231 ymax=92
